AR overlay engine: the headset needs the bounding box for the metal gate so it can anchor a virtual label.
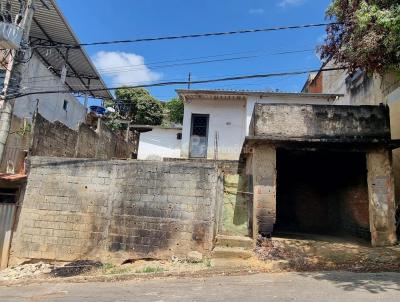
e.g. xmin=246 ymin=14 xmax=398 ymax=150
xmin=0 ymin=191 xmax=18 ymax=269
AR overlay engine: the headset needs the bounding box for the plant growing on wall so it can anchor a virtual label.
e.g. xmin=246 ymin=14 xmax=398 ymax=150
xmin=319 ymin=0 xmax=400 ymax=74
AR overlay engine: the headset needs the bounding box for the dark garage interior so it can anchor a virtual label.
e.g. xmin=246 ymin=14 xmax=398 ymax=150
xmin=275 ymin=149 xmax=371 ymax=241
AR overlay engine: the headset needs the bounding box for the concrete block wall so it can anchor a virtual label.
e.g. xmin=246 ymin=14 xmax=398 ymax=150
xmin=30 ymin=113 xmax=134 ymax=160
xmin=9 ymin=157 xmax=223 ymax=264
xmin=31 ymin=114 xmax=78 ymax=157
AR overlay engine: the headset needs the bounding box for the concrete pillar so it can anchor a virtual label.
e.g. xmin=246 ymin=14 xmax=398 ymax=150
xmin=252 ymin=144 xmax=276 ymax=238
xmin=366 ymin=148 xmax=397 ymax=246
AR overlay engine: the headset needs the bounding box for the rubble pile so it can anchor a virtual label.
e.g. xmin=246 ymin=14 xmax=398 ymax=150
xmin=0 ymin=262 xmax=53 ymax=281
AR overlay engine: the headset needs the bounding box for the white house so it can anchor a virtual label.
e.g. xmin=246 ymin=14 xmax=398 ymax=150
xmin=178 ymin=89 xmax=341 ymax=161
xmin=137 ymin=89 xmax=342 ymax=161
xmin=137 ymin=125 xmax=182 ymax=160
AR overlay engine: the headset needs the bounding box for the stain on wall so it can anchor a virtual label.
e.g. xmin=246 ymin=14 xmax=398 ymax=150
xmin=9 ymin=157 xmax=223 ymax=264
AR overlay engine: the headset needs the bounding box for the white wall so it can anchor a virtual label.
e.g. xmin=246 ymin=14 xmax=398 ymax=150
xmin=245 ymin=95 xmax=332 ymax=135
xmin=181 ymin=98 xmax=246 ymax=160
xmin=13 ymin=55 xmax=86 ymax=130
xmin=138 ymin=128 xmax=182 ymax=161
xmin=322 ymin=61 xmax=351 ymax=105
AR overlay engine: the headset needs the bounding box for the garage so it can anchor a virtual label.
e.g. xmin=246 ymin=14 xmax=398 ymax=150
xmin=275 ymin=149 xmax=370 ymax=240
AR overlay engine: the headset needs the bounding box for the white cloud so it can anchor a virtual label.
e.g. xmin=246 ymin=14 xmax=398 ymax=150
xmin=249 ymin=8 xmax=265 ymax=15
xmin=278 ymin=0 xmax=306 ymax=8
xmin=92 ymin=51 xmax=162 ymax=87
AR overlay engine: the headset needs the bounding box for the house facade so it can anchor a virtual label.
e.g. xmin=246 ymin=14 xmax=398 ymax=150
xmin=0 ymin=0 xmax=112 ymax=130
xmin=11 ymin=55 xmax=86 ymax=130
xmin=178 ymin=89 xmax=341 ymax=161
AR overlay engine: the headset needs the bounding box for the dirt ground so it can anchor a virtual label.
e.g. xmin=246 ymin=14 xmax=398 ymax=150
xmin=256 ymin=233 xmax=400 ymax=272
xmin=0 ymin=234 xmax=399 ymax=285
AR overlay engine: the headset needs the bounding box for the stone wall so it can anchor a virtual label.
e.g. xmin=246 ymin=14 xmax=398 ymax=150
xmin=252 ymin=104 xmax=390 ymax=140
xmin=9 ymin=157 xmax=223 ymax=264
xmin=31 ymin=113 xmax=133 ymax=160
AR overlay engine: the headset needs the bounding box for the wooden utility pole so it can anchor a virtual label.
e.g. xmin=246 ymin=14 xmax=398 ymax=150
xmin=0 ymin=0 xmax=36 ymax=161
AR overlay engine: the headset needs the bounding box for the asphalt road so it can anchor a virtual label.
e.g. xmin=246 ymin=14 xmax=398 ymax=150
xmin=1 ymin=272 xmax=400 ymax=302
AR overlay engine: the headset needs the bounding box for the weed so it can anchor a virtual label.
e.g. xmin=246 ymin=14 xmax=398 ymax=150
xmin=204 ymin=258 xmax=212 ymax=268
xmin=102 ymin=263 xmax=131 ymax=275
xmin=135 ymin=266 xmax=165 ymax=274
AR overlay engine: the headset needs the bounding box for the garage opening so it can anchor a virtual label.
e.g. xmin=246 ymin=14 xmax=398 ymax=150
xmin=275 ymin=149 xmax=370 ymax=241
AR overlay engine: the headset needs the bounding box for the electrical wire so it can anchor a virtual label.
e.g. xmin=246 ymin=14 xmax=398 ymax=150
xmin=18 ymin=48 xmax=315 ymax=84
xmin=30 ymin=23 xmax=335 ymax=49
xmin=7 ymin=67 xmax=346 ymax=100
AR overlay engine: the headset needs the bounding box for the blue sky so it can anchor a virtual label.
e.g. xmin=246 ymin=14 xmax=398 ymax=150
xmin=57 ymin=0 xmax=332 ymax=104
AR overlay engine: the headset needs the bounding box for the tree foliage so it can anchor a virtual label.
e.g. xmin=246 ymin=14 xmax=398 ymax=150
xmin=165 ymin=98 xmax=184 ymax=124
xmin=319 ymin=0 xmax=400 ymax=74
xmin=110 ymin=88 xmax=163 ymax=127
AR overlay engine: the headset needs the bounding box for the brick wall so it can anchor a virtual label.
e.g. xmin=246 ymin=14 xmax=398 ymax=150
xmin=31 ymin=114 xmax=78 ymax=157
xmin=31 ymin=113 xmax=134 ymax=160
xmin=9 ymin=157 xmax=223 ymax=264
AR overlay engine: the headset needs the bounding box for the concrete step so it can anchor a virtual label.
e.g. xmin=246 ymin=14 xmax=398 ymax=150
xmin=215 ymin=235 xmax=254 ymax=249
xmin=212 ymin=247 xmax=253 ymax=259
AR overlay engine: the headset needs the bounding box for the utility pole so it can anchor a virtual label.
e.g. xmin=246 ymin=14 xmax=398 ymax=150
xmin=0 ymin=0 xmax=36 ymax=162
xmin=188 ymin=72 xmax=191 ymax=90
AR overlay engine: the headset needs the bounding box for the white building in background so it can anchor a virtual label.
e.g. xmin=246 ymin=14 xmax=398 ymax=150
xmin=137 ymin=89 xmax=341 ymax=161
xmin=1 ymin=0 xmax=112 ymax=130
xmin=12 ymin=56 xmax=87 ymax=129
xmin=137 ymin=126 xmax=182 ymax=160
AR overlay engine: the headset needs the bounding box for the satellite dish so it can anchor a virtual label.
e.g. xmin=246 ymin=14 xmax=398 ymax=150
xmin=106 ymin=107 xmax=116 ymax=113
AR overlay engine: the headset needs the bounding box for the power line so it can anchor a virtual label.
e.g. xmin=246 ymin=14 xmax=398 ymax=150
xmin=18 ymin=48 xmax=315 ymax=85
xmin=31 ymin=23 xmax=335 ymax=49
xmin=8 ymin=67 xmax=346 ymax=100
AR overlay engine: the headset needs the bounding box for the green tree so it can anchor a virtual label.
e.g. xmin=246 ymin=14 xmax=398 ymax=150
xmin=319 ymin=0 xmax=400 ymax=74
xmin=107 ymin=88 xmax=163 ymax=128
xmin=165 ymin=98 xmax=184 ymax=124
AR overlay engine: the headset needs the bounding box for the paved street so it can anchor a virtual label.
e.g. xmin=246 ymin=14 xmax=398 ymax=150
xmin=0 ymin=272 xmax=399 ymax=302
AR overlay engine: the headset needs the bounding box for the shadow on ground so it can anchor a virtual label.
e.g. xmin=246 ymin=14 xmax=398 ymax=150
xmin=299 ymin=271 xmax=400 ymax=294
xmin=50 ymin=260 xmax=102 ymax=278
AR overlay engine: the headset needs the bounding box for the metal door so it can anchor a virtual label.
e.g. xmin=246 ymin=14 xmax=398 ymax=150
xmin=0 ymin=189 xmax=18 ymax=269
xmin=189 ymin=114 xmax=209 ymax=158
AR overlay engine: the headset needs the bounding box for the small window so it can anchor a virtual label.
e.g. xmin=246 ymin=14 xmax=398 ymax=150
xmin=0 ymin=188 xmax=18 ymax=204
xmin=177 ymin=133 xmax=182 ymax=140
xmin=63 ymin=100 xmax=68 ymax=111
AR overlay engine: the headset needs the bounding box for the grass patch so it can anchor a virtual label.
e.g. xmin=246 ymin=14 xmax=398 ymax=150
xmin=102 ymin=263 xmax=132 ymax=275
xmin=135 ymin=266 xmax=165 ymax=274
xmin=204 ymin=258 xmax=213 ymax=268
